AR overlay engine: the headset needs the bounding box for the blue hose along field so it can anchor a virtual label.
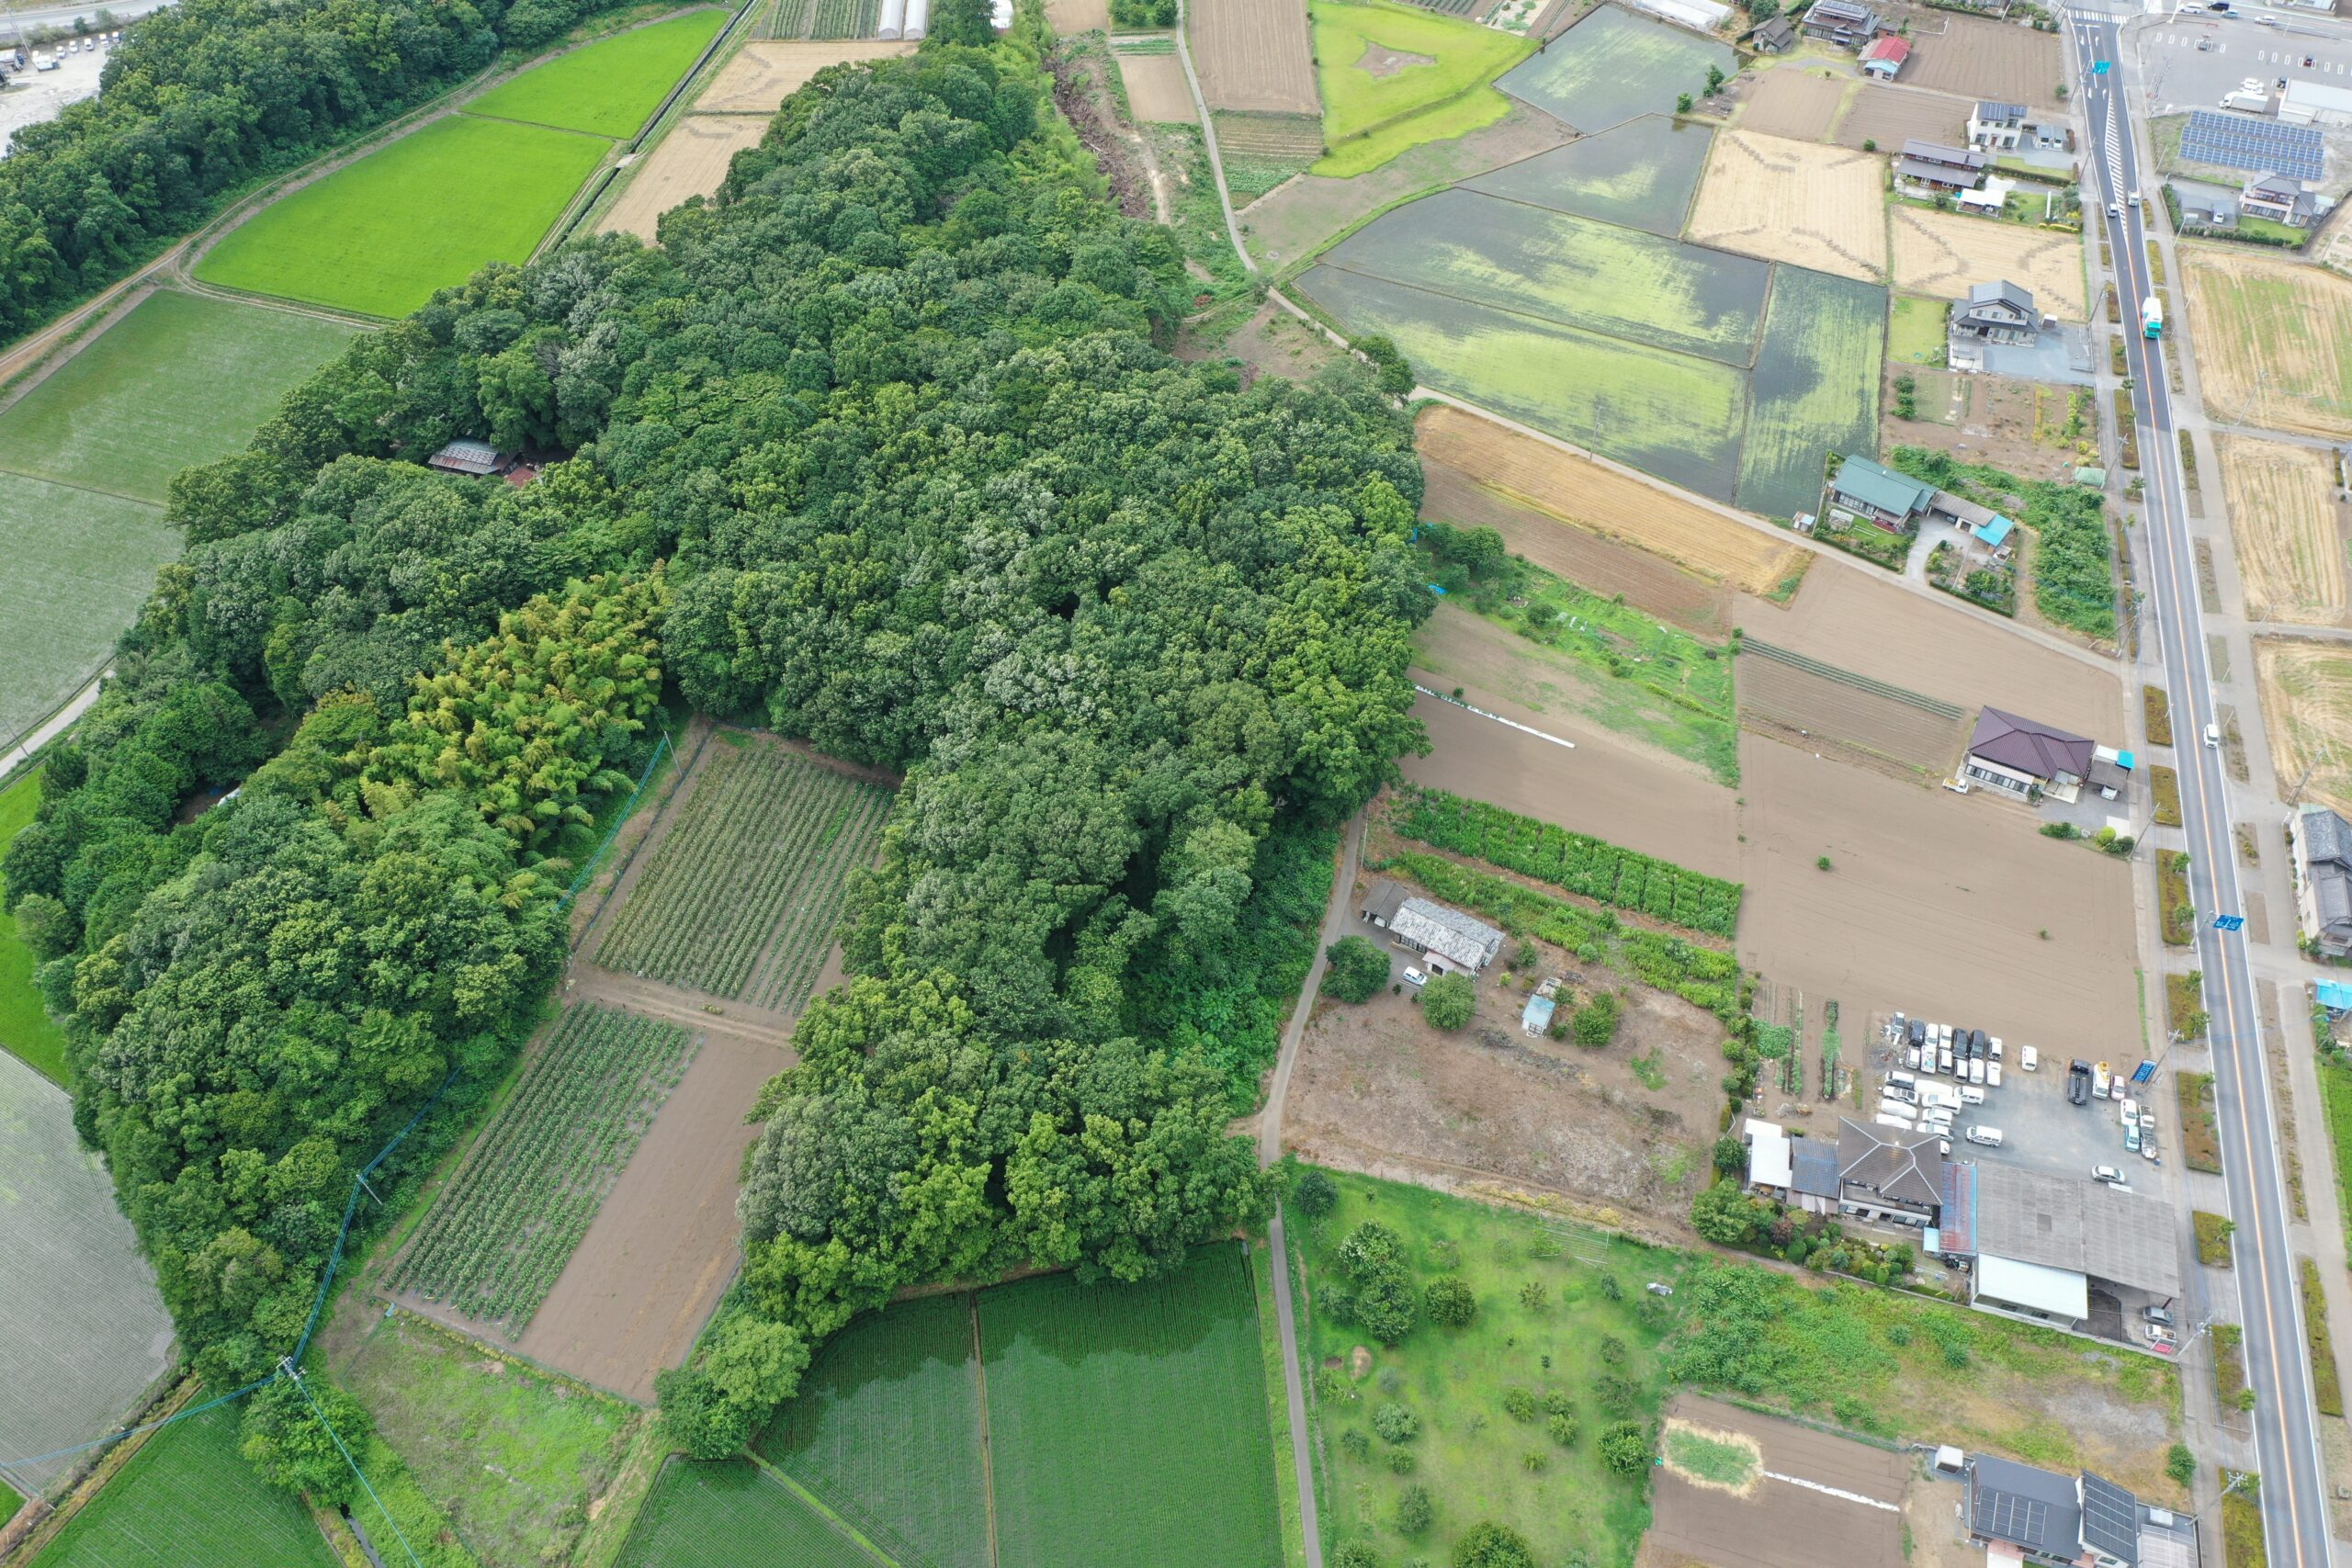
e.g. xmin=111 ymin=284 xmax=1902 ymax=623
xmin=1295 ymin=114 xmax=1883 ymax=521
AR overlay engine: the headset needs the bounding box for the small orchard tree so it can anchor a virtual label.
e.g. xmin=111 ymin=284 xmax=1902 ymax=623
xmin=1600 ymin=1421 xmax=1653 ymax=1476
xmin=1426 ymin=1275 xmax=1476 ymax=1326
xmin=1322 ymin=935 xmax=1393 ymax=1002
xmin=1422 ymin=972 xmax=1475 ymax=1030
xmin=1453 ymin=1521 xmax=1537 ymax=1568
xmin=1292 ymin=1166 xmax=1339 ymax=1218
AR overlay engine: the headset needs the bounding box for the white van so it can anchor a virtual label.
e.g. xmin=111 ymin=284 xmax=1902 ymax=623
xmin=1987 ymin=1063 xmax=2003 ymax=1089
xmin=2205 ymin=722 xmax=2221 ymax=749
xmin=2020 ymin=1044 xmax=2039 ymax=1072
xmin=1875 ymin=1111 xmax=1917 ymax=1132
xmin=1962 ymin=1085 xmax=1986 ymax=1106
xmin=1966 ymin=1126 xmax=2005 ymax=1147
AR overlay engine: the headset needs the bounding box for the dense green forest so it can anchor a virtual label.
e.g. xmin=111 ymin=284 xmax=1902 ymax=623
xmin=0 ymin=0 xmax=645 ymax=342
xmin=7 ymin=0 xmax=1428 ymax=1479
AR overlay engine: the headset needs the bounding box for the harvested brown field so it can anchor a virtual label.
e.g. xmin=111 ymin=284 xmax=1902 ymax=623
xmin=1738 ymin=639 xmax=1971 ymax=776
xmin=1736 ymin=731 xmax=2140 ymax=1053
xmin=1892 ymin=206 xmax=2088 ymax=319
xmin=1737 ymin=67 xmax=1846 ymax=142
xmin=1418 ymin=403 xmax=1807 ymax=594
xmin=1685 ymin=129 xmax=1887 ymax=282
xmin=2254 ymin=639 xmax=2352 ymax=820
xmin=695 ymin=38 xmax=914 ymax=112
xmin=1191 ymin=0 xmax=1317 ymax=116
xmin=2222 ymin=435 xmax=2348 ymax=626
xmin=600 ymin=116 xmax=768 ymax=240
xmin=1045 ymin=0 xmax=1111 ymax=31
xmin=2182 ymin=248 xmax=2352 ymax=439
xmin=1738 ymin=552 xmax=2122 ymax=739
xmin=1118 ymin=52 xmax=1193 ymax=122
xmin=1283 ymin=852 xmax=1732 ymax=1229
xmin=1642 ymin=1396 xmax=1908 ymax=1568
xmin=1833 ymin=84 xmax=1971 ymax=152
xmin=1421 ymin=457 xmax=1734 ymax=635
xmin=1897 ymin=12 xmax=2064 ymax=110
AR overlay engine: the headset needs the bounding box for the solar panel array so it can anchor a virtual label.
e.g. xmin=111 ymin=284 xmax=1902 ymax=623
xmin=2079 ymin=1472 xmax=2141 ymax=1563
xmin=1981 ymin=1490 xmax=2052 ymax=1550
xmin=2181 ymin=109 xmax=2324 ymax=180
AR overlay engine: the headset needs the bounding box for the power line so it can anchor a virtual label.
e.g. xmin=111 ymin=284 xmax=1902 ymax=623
xmin=283 ymin=1359 xmax=424 ymax=1568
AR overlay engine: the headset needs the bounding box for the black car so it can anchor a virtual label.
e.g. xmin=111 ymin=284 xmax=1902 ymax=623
xmin=2068 ymin=1066 xmax=2091 ymax=1106
xmin=1908 ymin=1018 xmax=1927 ymax=1048
xmin=1970 ymin=1028 xmax=1989 ymax=1055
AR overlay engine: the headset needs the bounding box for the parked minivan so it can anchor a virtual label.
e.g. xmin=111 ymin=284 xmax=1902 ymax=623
xmin=2205 ymin=722 xmax=2222 ymax=748
xmin=1966 ymin=1126 xmax=2004 ymax=1147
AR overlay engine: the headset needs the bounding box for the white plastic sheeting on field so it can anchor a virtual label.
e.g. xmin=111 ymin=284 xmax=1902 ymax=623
xmin=878 ymin=0 xmax=908 ymax=38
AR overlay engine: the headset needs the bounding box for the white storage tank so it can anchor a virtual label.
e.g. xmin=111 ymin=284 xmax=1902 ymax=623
xmin=878 ymin=0 xmax=907 ymax=38
xmin=904 ymin=0 xmax=930 ymax=37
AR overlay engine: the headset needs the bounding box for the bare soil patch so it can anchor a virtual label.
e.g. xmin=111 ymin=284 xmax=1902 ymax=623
xmin=2221 ymin=435 xmax=2348 ymax=626
xmin=1241 ymin=100 xmax=1569 ymax=266
xmin=1192 ymin=0 xmax=1318 ymax=116
xmin=1118 ymin=52 xmax=1194 ymax=123
xmin=695 ymin=39 xmax=914 ymax=112
xmin=600 ymin=116 xmax=768 ymax=240
xmin=1892 ymin=206 xmax=2088 ymax=319
xmin=1736 ymin=730 xmax=2140 ymax=1055
xmin=1283 ymin=867 xmax=1730 ymax=1231
xmin=1894 ymin=11 xmax=2063 ymax=110
xmin=1738 ymin=647 xmax=1971 ymax=777
xmin=1686 ymin=129 xmax=1887 ymax=282
xmin=1833 ymin=84 xmax=1972 ymax=152
xmin=1883 ymin=369 xmax=2095 ymax=483
xmin=1359 ymin=43 xmax=1437 ymax=78
xmin=1737 ymin=67 xmax=1847 ymax=143
xmin=1420 ymin=457 xmax=1733 ymax=636
xmin=1178 ymin=297 xmax=1345 ymax=384
xmin=1643 ymin=1395 xmax=1907 ymax=1568
xmin=1045 ymin=0 xmax=1111 ymax=31
xmin=1736 ymin=547 xmax=2122 ymax=740
xmin=1418 ymin=403 xmax=1807 ymax=594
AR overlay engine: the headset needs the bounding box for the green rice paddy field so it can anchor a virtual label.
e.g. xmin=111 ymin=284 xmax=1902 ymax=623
xmin=0 ymin=769 xmax=67 ymax=1085
xmin=1737 ymin=266 xmax=1887 ymax=519
xmin=616 ymin=1461 xmax=876 ymax=1568
xmin=1463 ymin=113 xmax=1710 ymax=238
xmin=29 ymin=1401 xmax=334 ymax=1568
xmin=668 ymin=1244 xmax=1281 ymax=1568
xmin=1310 ymin=0 xmax=1530 ymax=178
xmin=1496 ymin=3 xmax=1730 ymax=134
xmin=468 ymin=8 xmax=728 ymax=139
xmin=0 ymin=290 xmax=355 ymax=503
xmin=1320 ymin=187 xmax=1769 ymax=364
xmin=198 ymin=115 xmax=610 ymax=317
xmin=0 ymin=479 xmax=174 ymax=754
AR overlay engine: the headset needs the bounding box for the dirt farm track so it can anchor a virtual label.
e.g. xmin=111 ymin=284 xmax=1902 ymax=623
xmin=1190 ymin=0 xmax=1318 ymax=117
xmin=1642 ymin=1395 xmax=1908 ymax=1568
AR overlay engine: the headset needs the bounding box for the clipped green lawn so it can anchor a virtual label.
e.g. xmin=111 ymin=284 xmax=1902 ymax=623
xmin=1310 ymin=0 xmax=1531 ymax=178
xmin=468 ymin=8 xmax=729 ymax=139
xmin=196 ymin=115 xmax=611 ymax=318
xmin=0 ymin=290 xmax=355 ymax=504
xmin=0 ymin=769 xmax=68 ymax=1086
xmin=1889 ymin=292 xmax=1950 ymax=366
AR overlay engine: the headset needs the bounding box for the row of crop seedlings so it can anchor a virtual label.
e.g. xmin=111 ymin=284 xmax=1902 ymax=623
xmin=1389 ymin=787 xmax=1742 ymax=939
xmin=389 ymin=1004 xmax=696 ymax=1337
xmin=810 ymin=0 xmax=878 ymax=39
xmin=595 ymin=741 xmax=894 ymax=1004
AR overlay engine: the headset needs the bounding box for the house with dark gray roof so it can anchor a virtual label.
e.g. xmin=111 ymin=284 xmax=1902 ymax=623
xmin=1801 ymin=0 xmax=1880 ymax=48
xmin=1963 ymin=707 xmax=2095 ymax=801
xmin=1963 ymin=1454 xmax=2157 ymax=1568
xmin=1895 ymin=138 xmax=1988 ymax=194
xmin=2242 ymin=172 xmax=2321 ymax=227
xmin=2290 ymin=804 xmax=2352 ymax=957
xmin=1952 ymin=280 xmax=2039 ymax=345
xmin=1389 ymin=897 xmax=1505 ymax=976
xmin=1836 ymin=1116 xmax=1942 ymax=1226
xmin=1750 ymin=13 xmax=1795 ymax=50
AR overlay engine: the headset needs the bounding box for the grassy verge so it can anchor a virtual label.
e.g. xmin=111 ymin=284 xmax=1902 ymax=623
xmin=2300 ymin=1258 xmax=2344 ymax=1417
xmin=2177 ymin=1071 xmax=2222 ymax=1173
xmin=2144 ymin=684 xmax=2172 ymax=746
xmin=2159 ymin=851 xmax=2193 ymax=946
xmin=2214 ymin=1327 xmax=2251 ymax=1414
xmin=2112 ymin=385 xmax=2141 ymax=469
xmin=1250 ymin=1235 xmax=1309 ymax=1568
xmin=2222 ymin=1470 xmax=2266 ymax=1565
xmin=2318 ymin=1054 xmax=2352 ymax=1258
xmin=0 ymin=766 xmax=69 ymax=1085
xmin=2151 ymin=763 xmax=2182 ymax=828
xmin=2194 ymin=1211 xmax=2235 ymax=1268
xmin=2164 ymin=972 xmax=2205 ymax=1043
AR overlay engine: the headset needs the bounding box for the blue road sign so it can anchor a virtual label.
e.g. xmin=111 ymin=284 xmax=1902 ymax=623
xmin=2132 ymin=1059 xmax=2157 ymax=1085
xmin=2094 ymin=60 xmax=2110 ymax=73
xmin=2212 ymin=914 xmax=2246 ymax=931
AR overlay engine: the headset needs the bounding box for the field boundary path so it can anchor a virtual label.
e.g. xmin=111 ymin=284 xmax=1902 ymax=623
xmin=1172 ymin=0 xmax=1255 ymax=277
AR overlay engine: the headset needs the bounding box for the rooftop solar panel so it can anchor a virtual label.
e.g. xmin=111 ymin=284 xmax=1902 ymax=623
xmin=1984 ymin=1491 xmax=2052 ymax=1549
xmin=2180 ymin=109 xmax=2324 ymax=180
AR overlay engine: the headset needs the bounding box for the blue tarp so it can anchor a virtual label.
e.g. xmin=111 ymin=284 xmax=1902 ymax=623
xmin=2318 ymin=981 xmax=2352 ymax=1013
xmin=1976 ymin=513 xmax=2015 ymax=547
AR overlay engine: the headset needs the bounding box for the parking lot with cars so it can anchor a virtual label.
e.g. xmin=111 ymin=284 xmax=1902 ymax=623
xmin=2139 ymin=9 xmax=2352 ymax=118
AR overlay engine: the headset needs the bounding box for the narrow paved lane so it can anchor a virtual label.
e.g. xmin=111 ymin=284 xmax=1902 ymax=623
xmin=2075 ymin=12 xmax=2334 ymax=1560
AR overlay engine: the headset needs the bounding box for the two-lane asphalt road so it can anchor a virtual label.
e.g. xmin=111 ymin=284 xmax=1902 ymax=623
xmin=2073 ymin=12 xmax=2334 ymax=1561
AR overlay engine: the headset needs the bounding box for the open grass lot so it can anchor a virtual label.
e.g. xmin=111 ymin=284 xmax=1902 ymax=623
xmin=469 ymin=9 xmax=726 ymax=138
xmin=1297 ymin=264 xmax=1747 ymax=501
xmin=330 ymin=1311 xmax=633 ymax=1568
xmin=1685 ymin=130 xmax=1887 ymax=283
xmin=1319 ymin=187 xmax=1770 ymax=365
xmin=1308 ymin=0 xmax=1529 ymax=178
xmin=0 ymin=290 xmax=355 ymax=503
xmin=982 ymin=1246 xmax=1280 ymax=1568
xmin=29 ymin=1400 xmax=333 ymax=1568
xmin=615 ymin=1459 xmax=876 ymax=1568
xmin=2254 ymin=638 xmax=2352 ymax=820
xmin=197 ymin=115 xmax=611 ymax=318
xmin=0 ymin=1052 xmax=178 ymax=1495
xmin=758 ymin=1293 xmax=989 ymax=1568
xmin=0 ymin=478 xmax=173 ymax=756
xmin=1497 ymin=3 xmax=1729 ymax=134
xmin=0 ymin=769 xmax=69 ymax=1085
xmin=1738 ymin=266 xmax=1886 ymax=520
xmin=2221 ymin=434 xmax=2346 ymax=625
xmin=2183 ymin=247 xmax=2352 ymax=438
xmin=1889 ymin=291 xmax=1949 ymax=364
xmin=1462 ymin=114 xmax=1710 ymax=238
